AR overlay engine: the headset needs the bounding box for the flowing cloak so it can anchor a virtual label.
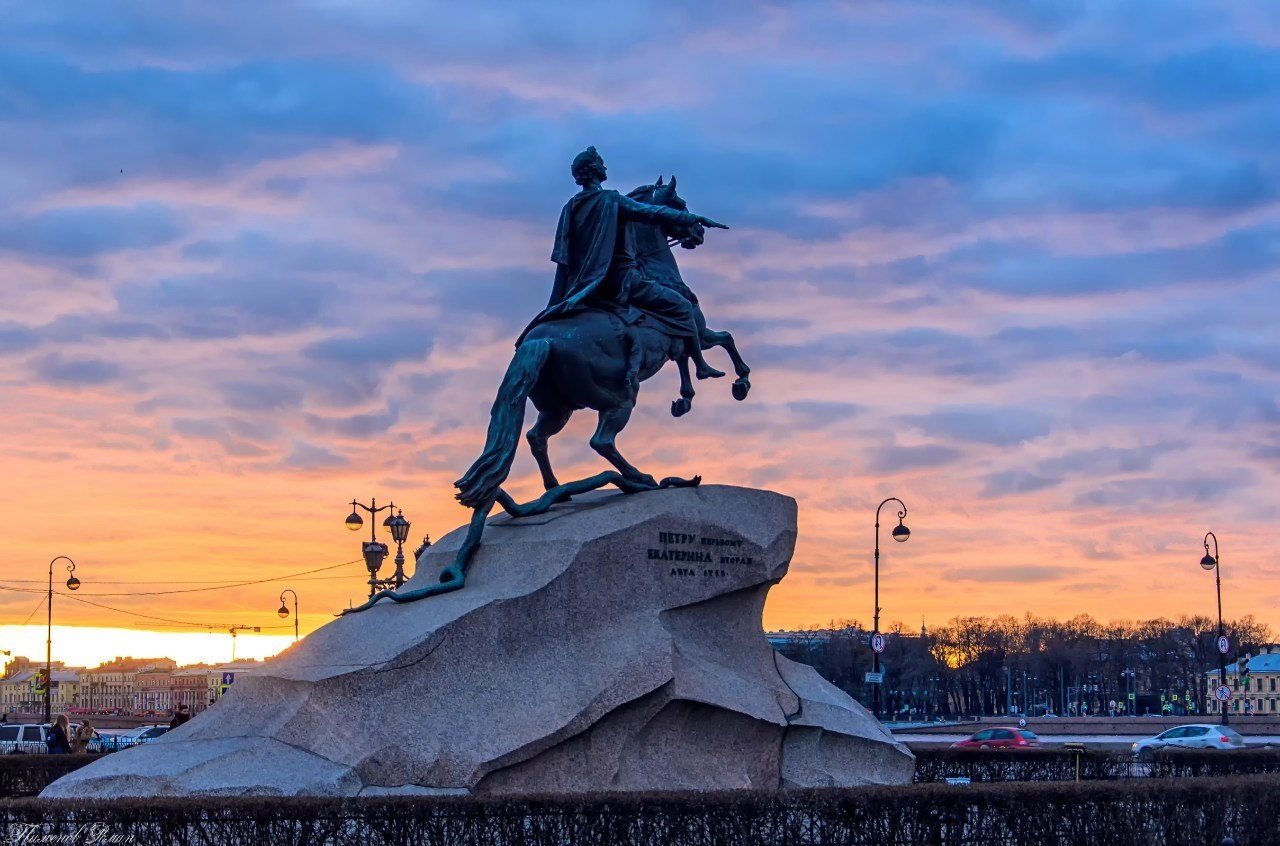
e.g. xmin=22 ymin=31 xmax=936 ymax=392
xmin=516 ymin=187 xmax=694 ymax=345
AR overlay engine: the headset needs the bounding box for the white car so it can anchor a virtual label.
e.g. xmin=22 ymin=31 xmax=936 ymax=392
xmin=87 ymin=724 xmax=169 ymax=752
xmin=1132 ymin=724 xmax=1245 ymax=759
xmin=0 ymin=723 xmax=52 ymax=754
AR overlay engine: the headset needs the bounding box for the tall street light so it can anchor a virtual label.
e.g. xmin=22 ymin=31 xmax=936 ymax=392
xmin=45 ymin=556 xmax=81 ymax=723
xmin=277 ymin=589 xmax=299 ymax=642
xmin=1200 ymin=531 xmax=1228 ymax=725
xmin=345 ymin=498 xmax=413 ymax=598
xmin=871 ymin=497 xmax=910 ymax=720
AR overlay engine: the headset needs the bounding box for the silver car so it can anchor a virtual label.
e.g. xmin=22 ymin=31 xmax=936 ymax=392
xmin=1132 ymin=724 xmax=1246 ymax=760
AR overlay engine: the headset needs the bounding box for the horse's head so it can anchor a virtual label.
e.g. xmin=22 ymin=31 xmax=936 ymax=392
xmin=629 ymin=175 xmax=705 ymax=250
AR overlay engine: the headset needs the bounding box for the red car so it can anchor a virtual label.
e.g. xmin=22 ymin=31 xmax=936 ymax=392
xmin=950 ymin=727 xmax=1041 ymax=750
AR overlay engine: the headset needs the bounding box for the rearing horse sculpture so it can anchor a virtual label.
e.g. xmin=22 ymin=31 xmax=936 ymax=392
xmin=344 ymin=179 xmax=748 ymax=613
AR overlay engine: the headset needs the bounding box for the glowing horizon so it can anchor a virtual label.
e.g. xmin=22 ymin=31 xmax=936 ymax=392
xmin=0 ymin=625 xmax=297 ymax=669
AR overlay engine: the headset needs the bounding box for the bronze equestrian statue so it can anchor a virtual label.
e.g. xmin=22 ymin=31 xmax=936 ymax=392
xmin=345 ymin=147 xmax=750 ymax=612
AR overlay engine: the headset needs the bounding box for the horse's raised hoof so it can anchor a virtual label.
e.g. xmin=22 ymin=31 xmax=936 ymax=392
xmin=671 ymin=398 xmax=692 ymax=417
xmin=695 ymin=364 xmax=725 ymax=380
xmin=732 ymin=378 xmax=750 ymax=401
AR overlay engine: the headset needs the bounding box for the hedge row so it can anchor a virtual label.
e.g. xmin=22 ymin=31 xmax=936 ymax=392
xmin=1148 ymin=747 xmax=1280 ymax=779
xmin=0 ymin=756 xmax=97 ymax=799
xmin=911 ymin=746 xmax=1280 ymax=783
xmin=8 ymin=748 xmax=1280 ymax=798
xmin=911 ymin=748 xmax=1130 ymax=783
xmin=3 ymin=776 xmax=1277 ymax=845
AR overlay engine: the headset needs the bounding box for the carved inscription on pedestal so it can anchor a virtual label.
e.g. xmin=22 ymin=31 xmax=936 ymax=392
xmin=648 ymin=531 xmax=751 ymax=578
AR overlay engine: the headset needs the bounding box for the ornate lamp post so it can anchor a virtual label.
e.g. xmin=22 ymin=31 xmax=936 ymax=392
xmin=44 ymin=556 xmax=81 ymax=723
xmin=871 ymin=497 xmax=910 ymax=720
xmin=1200 ymin=532 xmax=1228 ymax=725
xmin=345 ymin=498 xmax=413 ymax=598
xmin=277 ymin=589 xmax=299 ymax=642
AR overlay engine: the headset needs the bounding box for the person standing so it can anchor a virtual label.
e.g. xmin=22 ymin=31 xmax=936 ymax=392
xmin=47 ymin=714 xmax=73 ymax=754
xmin=169 ymin=704 xmax=191 ymax=728
xmin=73 ymin=720 xmax=95 ymax=753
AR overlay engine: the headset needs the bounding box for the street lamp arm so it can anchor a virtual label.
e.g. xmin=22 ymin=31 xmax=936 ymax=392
xmin=278 ymin=589 xmax=300 ymax=642
xmin=875 ymin=497 xmax=908 ymax=528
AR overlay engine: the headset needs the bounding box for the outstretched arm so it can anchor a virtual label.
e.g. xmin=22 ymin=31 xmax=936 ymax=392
xmin=617 ymin=194 xmax=695 ymax=227
xmin=617 ymin=195 xmax=731 ymax=230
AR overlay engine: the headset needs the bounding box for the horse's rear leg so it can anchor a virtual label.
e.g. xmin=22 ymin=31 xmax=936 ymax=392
xmin=590 ymin=406 xmax=657 ymax=488
xmin=527 ymin=405 xmax=573 ymax=490
xmin=702 ymin=328 xmax=751 ymax=400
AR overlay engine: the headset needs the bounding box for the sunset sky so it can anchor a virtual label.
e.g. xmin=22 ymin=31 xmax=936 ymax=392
xmin=2 ymin=1 xmax=1278 ymax=668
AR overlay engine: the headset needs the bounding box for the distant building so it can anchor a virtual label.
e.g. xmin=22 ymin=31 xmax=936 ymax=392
xmin=1205 ymin=645 xmax=1280 ymax=715
xmin=171 ymin=666 xmax=214 ymax=713
xmin=79 ymin=657 xmax=176 ymax=713
xmin=132 ymin=662 xmax=179 ymax=714
xmin=3 ymin=654 xmax=266 ymax=717
xmin=0 ymin=670 xmax=40 ymax=713
xmin=0 ymin=666 xmax=83 ymax=714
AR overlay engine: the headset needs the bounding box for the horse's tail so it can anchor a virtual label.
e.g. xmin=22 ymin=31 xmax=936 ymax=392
xmin=454 ymin=338 xmax=552 ymax=509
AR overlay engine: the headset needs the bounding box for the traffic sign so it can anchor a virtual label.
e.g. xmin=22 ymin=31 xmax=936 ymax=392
xmin=1217 ymin=635 xmax=1231 ymax=655
xmin=869 ymin=632 xmax=886 ymax=654
xmin=1214 ymin=685 xmax=1232 ymax=703
xmin=864 ymin=671 xmax=884 ymax=684
xmin=1128 ymin=692 xmax=1135 ymax=700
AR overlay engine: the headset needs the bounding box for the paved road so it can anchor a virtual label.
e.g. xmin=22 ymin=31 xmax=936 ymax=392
xmin=898 ymin=732 xmax=1280 ymax=746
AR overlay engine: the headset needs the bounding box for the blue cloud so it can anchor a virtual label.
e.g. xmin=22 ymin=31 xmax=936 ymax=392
xmin=0 ymin=204 xmax=182 ymax=259
xmin=305 ymin=405 xmax=400 ymax=439
xmin=901 ymin=406 xmax=1052 ymax=446
xmin=865 ymin=445 xmax=962 ymax=473
xmin=30 ymin=353 xmax=122 ymax=385
xmin=116 ymin=273 xmax=337 ymax=338
xmin=1037 ymin=444 xmax=1187 ymax=478
xmin=786 ymin=401 xmax=861 ymax=428
xmin=303 ymin=327 xmax=433 ymax=368
xmin=220 ymin=380 xmax=306 ymax=413
xmin=1074 ymin=475 xmax=1252 ymax=508
xmin=979 ymin=471 xmax=1061 ymax=498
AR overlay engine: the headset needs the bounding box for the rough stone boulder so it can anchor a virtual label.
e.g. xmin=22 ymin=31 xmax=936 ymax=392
xmin=44 ymin=485 xmax=914 ymax=797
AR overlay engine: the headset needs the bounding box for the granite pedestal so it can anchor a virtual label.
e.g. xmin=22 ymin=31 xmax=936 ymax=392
xmin=44 ymin=485 xmax=913 ymax=797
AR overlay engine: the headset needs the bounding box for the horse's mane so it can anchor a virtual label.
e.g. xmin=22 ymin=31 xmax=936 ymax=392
xmin=626 ymin=184 xmax=656 ymax=201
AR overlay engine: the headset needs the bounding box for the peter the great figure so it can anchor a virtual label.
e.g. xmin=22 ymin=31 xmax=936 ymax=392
xmin=520 ymin=146 xmax=728 ymax=385
xmin=347 ymin=147 xmax=752 ymax=611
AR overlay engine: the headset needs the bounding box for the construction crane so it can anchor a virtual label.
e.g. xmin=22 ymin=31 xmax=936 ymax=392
xmin=224 ymin=619 xmax=261 ymax=660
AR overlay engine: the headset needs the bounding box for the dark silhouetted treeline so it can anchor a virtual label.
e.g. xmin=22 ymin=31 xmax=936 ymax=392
xmin=772 ymin=613 xmax=1272 ymax=718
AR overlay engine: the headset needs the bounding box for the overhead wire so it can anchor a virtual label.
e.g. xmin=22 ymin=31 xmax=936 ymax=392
xmin=16 ymin=595 xmax=46 ymax=628
xmin=0 ymin=556 xmax=379 ymax=632
xmin=0 ymin=558 xmax=360 ymax=587
xmin=57 ymin=591 xmax=294 ymax=631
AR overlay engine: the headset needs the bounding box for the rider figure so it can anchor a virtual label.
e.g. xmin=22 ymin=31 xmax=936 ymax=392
xmin=520 ymin=146 xmax=727 ymax=383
